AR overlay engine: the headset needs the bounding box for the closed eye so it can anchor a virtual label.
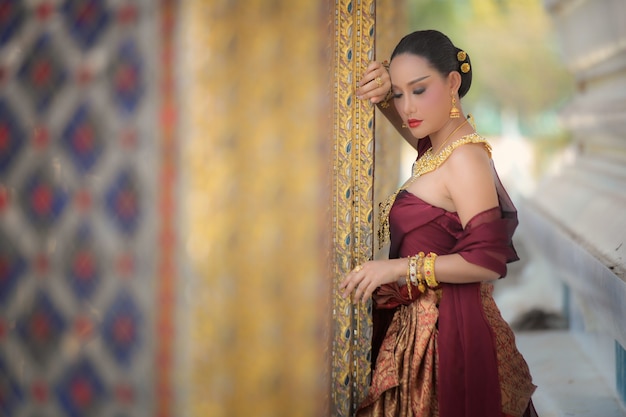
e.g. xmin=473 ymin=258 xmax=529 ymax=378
xmin=413 ymin=88 xmax=425 ymax=95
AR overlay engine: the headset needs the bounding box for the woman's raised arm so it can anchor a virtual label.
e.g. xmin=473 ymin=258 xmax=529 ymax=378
xmin=356 ymin=61 xmax=418 ymax=149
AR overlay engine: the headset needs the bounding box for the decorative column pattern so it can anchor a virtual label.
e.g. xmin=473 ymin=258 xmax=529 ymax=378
xmin=181 ymin=1 xmax=331 ymax=416
xmin=331 ymin=1 xmax=376 ymax=415
xmin=0 ymin=1 xmax=179 ymax=416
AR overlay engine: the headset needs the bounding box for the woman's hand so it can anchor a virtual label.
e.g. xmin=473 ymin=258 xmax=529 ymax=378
xmin=340 ymin=258 xmax=406 ymax=303
xmin=356 ymin=61 xmax=391 ymax=104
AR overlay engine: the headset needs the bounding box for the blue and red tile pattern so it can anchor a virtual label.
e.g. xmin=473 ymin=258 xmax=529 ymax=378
xmin=0 ymin=1 xmax=178 ymax=416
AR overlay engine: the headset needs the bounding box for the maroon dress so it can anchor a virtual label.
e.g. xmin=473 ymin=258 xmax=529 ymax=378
xmin=357 ymin=137 xmax=538 ymax=417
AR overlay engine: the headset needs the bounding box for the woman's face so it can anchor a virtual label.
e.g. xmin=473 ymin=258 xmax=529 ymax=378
xmin=389 ymin=53 xmax=453 ymax=138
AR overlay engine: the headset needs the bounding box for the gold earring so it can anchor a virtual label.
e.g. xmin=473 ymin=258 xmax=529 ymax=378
xmin=450 ymin=95 xmax=460 ymax=119
xmin=402 ymin=123 xmax=407 ymax=128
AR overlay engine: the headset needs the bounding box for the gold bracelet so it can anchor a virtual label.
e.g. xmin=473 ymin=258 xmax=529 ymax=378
xmin=405 ymin=257 xmax=413 ymax=300
xmin=409 ymin=256 xmax=417 ymax=284
xmin=379 ymin=88 xmax=394 ymax=109
xmin=378 ymin=61 xmax=393 ymax=108
xmin=416 ymin=252 xmax=426 ymax=293
xmin=423 ymin=252 xmax=439 ymax=288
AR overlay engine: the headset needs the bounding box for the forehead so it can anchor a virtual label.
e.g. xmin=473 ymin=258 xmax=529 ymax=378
xmin=389 ymin=53 xmax=436 ymax=82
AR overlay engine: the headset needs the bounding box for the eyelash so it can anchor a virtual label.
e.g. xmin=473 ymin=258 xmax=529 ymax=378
xmin=392 ymin=88 xmax=425 ymax=99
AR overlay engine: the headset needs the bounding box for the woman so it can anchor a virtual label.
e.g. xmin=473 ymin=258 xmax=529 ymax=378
xmin=340 ymin=30 xmax=538 ymax=417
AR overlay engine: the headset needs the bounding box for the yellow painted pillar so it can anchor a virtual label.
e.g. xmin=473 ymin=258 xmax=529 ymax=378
xmin=181 ymin=1 xmax=331 ymax=416
xmin=331 ymin=0 xmax=407 ymax=415
xmin=331 ymin=1 xmax=376 ymax=415
xmin=181 ymin=0 xmax=408 ymax=415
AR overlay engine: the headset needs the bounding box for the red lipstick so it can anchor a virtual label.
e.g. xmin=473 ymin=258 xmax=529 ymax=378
xmin=408 ymin=119 xmax=422 ymax=128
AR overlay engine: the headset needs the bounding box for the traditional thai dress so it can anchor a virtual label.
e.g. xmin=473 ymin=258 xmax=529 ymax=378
xmin=357 ymin=134 xmax=538 ymax=417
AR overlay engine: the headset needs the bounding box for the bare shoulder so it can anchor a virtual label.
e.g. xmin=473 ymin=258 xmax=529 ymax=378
xmin=443 ymin=141 xmax=497 ymax=225
xmin=445 ymin=141 xmax=492 ymax=173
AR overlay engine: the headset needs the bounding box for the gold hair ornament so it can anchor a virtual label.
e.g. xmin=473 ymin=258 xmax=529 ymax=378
xmin=457 ymin=51 xmax=467 ymax=61
xmin=460 ymin=63 xmax=470 ymax=73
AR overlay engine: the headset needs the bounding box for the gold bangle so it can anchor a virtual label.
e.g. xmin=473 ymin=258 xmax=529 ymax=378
xmin=416 ymin=252 xmax=426 ymax=293
xmin=409 ymin=256 xmax=417 ymax=284
xmin=405 ymin=274 xmax=412 ymax=300
xmin=423 ymin=252 xmax=439 ymax=288
xmin=405 ymin=257 xmax=413 ymax=300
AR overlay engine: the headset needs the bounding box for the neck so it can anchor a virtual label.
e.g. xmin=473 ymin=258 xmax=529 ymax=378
xmin=431 ymin=117 xmax=470 ymax=154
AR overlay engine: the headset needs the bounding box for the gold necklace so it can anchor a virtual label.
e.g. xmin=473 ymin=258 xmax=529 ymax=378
xmin=377 ymin=118 xmax=480 ymax=249
xmin=432 ymin=118 xmax=469 ymax=155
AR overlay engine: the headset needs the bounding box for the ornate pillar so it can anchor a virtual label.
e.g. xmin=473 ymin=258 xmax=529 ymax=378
xmin=181 ymin=1 xmax=332 ymax=416
xmin=331 ymin=1 xmax=376 ymax=415
xmin=330 ymin=0 xmax=407 ymax=415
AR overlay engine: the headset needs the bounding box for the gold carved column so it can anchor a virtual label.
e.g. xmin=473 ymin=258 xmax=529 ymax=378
xmin=331 ymin=1 xmax=376 ymax=416
xmin=331 ymin=0 xmax=407 ymax=415
xmin=181 ymin=1 xmax=331 ymax=416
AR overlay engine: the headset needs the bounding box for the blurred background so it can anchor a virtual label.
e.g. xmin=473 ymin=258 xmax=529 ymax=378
xmin=0 ymin=0 xmax=625 ymax=416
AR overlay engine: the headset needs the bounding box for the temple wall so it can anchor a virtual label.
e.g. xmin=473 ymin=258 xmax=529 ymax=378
xmin=181 ymin=2 xmax=332 ymax=416
xmin=524 ymin=0 xmax=626 ymax=406
xmin=0 ymin=2 xmax=179 ymax=416
xmin=0 ymin=1 xmax=409 ymax=415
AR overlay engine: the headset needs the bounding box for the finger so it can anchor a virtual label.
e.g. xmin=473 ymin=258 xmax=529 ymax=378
xmin=359 ymin=69 xmax=384 ymax=89
xmin=340 ymin=264 xmax=362 ymax=288
xmin=365 ymin=60 xmax=381 ymax=72
xmin=361 ymin=281 xmax=378 ymax=303
xmin=357 ymin=87 xmax=389 ymax=103
xmin=357 ymin=74 xmax=390 ymax=99
xmin=339 ymin=273 xmax=354 ymax=292
xmin=353 ymin=278 xmax=370 ymax=303
xmin=356 ymin=81 xmax=387 ymax=97
xmin=358 ymin=62 xmax=387 ymax=87
xmin=360 ymin=61 xmax=382 ymax=81
xmin=341 ymin=273 xmax=362 ymax=298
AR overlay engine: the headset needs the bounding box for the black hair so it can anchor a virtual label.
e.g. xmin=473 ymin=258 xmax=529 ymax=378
xmin=390 ymin=30 xmax=472 ymax=98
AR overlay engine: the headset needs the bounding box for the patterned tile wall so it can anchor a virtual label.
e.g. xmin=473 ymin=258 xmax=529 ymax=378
xmin=0 ymin=1 xmax=176 ymax=416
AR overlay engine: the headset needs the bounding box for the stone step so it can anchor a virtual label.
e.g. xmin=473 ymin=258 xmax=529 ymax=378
xmin=515 ymin=331 xmax=626 ymax=417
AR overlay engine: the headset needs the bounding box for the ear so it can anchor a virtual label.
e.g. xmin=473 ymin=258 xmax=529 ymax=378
xmin=447 ymin=71 xmax=462 ymax=94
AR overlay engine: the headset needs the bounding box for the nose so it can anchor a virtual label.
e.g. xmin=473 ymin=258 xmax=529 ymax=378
xmin=400 ymin=94 xmax=415 ymax=117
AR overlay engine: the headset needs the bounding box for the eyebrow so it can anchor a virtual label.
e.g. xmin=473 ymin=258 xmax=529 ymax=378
xmin=391 ymin=75 xmax=431 ymax=89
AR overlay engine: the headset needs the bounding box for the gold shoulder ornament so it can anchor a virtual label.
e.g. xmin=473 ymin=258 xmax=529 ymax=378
xmin=377 ymin=132 xmax=492 ymax=249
